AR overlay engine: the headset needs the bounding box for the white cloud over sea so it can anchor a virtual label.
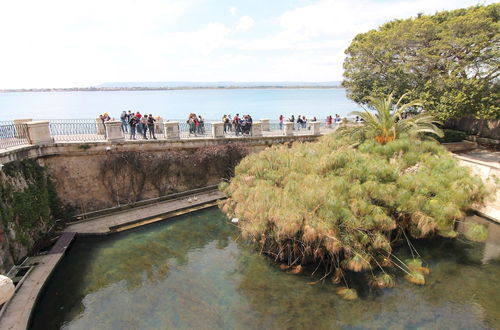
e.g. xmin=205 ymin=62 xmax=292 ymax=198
xmin=0 ymin=0 xmax=495 ymax=88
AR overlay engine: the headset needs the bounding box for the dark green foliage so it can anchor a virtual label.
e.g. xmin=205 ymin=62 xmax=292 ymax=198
xmin=0 ymin=159 xmax=62 ymax=251
xmin=435 ymin=129 xmax=467 ymax=143
xmin=343 ymin=4 xmax=500 ymax=120
xmin=220 ymin=133 xmax=487 ymax=290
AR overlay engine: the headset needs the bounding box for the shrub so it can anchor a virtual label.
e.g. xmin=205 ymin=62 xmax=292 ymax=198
xmin=219 ymin=133 xmax=487 ymax=295
xmin=436 ymin=129 xmax=467 ymax=143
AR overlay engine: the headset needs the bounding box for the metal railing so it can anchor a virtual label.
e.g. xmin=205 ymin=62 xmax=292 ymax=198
xmin=178 ymin=122 xmax=212 ymax=138
xmin=49 ymin=119 xmax=105 ymax=142
xmin=0 ymin=121 xmax=31 ymax=150
xmin=0 ymin=118 xmax=338 ymax=151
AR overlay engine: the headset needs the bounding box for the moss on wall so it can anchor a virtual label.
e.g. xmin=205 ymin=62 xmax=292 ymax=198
xmin=0 ymin=159 xmax=62 ymax=273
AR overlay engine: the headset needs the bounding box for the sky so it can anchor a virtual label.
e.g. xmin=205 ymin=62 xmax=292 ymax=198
xmin=0 ymin=0 xmax=495 ymax=88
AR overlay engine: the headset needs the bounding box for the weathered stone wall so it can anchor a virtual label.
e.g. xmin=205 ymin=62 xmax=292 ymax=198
xmin=0 ymin=159 xmax=60 ymax=274
xmin=0 ymin=135 xmax=319 ymax=273
xmin=445 ymin=118 xmax=500 ymax=140
xmin=41 ymin=143 xmax=249 ymax=213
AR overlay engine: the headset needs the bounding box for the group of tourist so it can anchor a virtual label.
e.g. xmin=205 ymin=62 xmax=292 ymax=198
xmin=278 ymin=115 xmax=318 ymax=130
xmin=221 ymin=114 xmax=253 ymax=136
xmin=187 ymin=113 xmax=205 ymax=135
xmin=118 ymin=111 xmax=158 ymax=140
xmin=100 ymin=110 xmax=363 ymax=140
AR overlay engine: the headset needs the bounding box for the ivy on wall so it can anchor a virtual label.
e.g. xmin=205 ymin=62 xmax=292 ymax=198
xmin=0 ymin=159 xmax=62 ymax=258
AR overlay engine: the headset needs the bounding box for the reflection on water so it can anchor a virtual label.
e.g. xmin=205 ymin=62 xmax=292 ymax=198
xmin=457 ymin=214 xmax=500 ymax=264
xmin=30 ymin=208 xmax=500 ymax=330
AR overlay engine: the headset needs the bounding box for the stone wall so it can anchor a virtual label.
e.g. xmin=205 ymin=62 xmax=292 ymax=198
xmin=0 ymin=159 xmax=60 ymax=274
xmin=41 ymin=143 xmax=249 ymax=213
xmin=0 ymin=135 xmax=319 ymax=273
xmin=445 ymin=118 xmax=500 ymax=140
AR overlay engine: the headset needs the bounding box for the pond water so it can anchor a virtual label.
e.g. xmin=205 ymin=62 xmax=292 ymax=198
xmin=30 ymin=208 xmax=500 ymax=330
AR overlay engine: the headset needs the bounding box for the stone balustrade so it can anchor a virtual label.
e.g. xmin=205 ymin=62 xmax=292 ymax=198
xmin=163 ymin=122 xmax=180 ymax=140
xmin=13 ymin=119 xmax=32 ymax=138
xmin=26 ymin=121 xmax=53 ymax=145
xmin=1 ymin=118 xmax=336 ymax=151
xmin=283 ymin=122 xmax=294 ymax=136
xmin=260 ymin=119 xmax=270 ymax=131
xmin=212 ymin=122 xmax=225 ymax=138
xmin=104 ymin=121 xmax=125 ymax=142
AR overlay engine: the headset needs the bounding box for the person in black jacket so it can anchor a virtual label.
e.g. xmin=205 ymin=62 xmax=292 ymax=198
xmin=148 ymin=114 xmax=157 ymax=139
xmin=129 ymin=115 xmax=139 ymax=140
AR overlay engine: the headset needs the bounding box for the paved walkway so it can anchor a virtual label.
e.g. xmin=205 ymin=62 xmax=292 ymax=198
xmin=65 ymin=190 xmax=225 ymax=234
xmin=454 ymin=149 xmax=500 ymax=223
xmin=0 ymin=254 xmax=63 ymax=330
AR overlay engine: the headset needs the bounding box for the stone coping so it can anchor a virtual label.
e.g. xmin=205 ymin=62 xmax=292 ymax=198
xmin=65 ymin=190 xmax=225 ymax=234
xmin=0 ymin=133 xmax=320 ymax=164
xmin=70 ymin=185 xmax=220 ymax=222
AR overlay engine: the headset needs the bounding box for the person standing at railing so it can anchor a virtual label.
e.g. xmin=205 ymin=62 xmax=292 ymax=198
xmin=297 ymin=115 xmax=303 ymax=131
xmin=120 ymin=111 xmax=129 ymax=133
xmin=198 ymin=115 xmax=203 ymax=134
xmin=188 ymin=114 xmax=196 ymax=135
xmin=100 ymin=113 xmax=111 ymax=138
xmin=141 ymin=115 xmax=149 ymax=139
xmin=129 ymin=115 xmax=139 ymax=140
xmin=227 ymin=114 xmax=233 ymax=132
xmin=233 ymin=113 xmax=241 ymax=136
xmin=136 ymin=112 xmax=143 ymax=135
xmin=148 ymin=114 xmax=157 ymax=139
xmin=279 ymin=115 xmax=284 ymax=130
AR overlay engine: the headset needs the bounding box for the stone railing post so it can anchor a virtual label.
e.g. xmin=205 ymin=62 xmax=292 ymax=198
xmin=311 ymin=121 xmax=320 ymax=135
xmin=163 ymin=121 xmax=180 ymax=140
xmin=251 ymin=122 xmax=262 ymax=137
xmin=13 ymin=118 xmax=32 ymax=138
xmin=104 ymin=121 xmax=125 ymax=142
xmin=283 ymin=122 xmax=293 ymax=136
xmin=212 ymin=122 xmax=225 ymax=138
xmin=260 ymin=119 xmax=270 ymax=131
xmin=96 ymin=118 xmax=105 ymax=135
xmin=26 ymin=121 xmax=53 ymax=145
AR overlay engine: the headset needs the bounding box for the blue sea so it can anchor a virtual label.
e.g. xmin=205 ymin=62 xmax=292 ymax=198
xmin=0 ymin=88 xmax=363 ymax=122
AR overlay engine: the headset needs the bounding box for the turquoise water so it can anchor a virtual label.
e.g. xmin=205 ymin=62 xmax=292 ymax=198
xmin=30 ymin=208 xmax=500 ymax=329
xmin=0 ymin=89 xmax=362 ymax=121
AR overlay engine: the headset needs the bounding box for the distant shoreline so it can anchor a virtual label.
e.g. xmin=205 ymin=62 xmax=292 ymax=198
xmin=0 ymin=86 xmax=343 ymax=93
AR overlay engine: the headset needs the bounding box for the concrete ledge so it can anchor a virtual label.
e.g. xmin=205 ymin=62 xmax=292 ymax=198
xmin=466 ymin=135 xmax=500 ymax=147
xmin=69 ymin=185 xmax=220 ymax=222
xmin=65 ymin=190 xmax=225 ymax=234
xmin=442 ymin=140 xmax=478 ymax=152
xmin=0 ymin=254 xmax=65 ymax=330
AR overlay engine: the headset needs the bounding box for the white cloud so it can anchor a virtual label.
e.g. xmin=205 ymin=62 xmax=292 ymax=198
xmin=0 ymin=0 xmax=495 ymax=87
xmin=236 ymin=16 xmax=255 ymax=31
xmin=170 ymin=22 xmax=234 ymax=56
xmin=0 ymin=0 xmax=198 ymax=88
xmin=242 ymin=0 xmax=495 ymax=51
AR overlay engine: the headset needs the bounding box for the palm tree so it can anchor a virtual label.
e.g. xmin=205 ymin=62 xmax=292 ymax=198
xmin=349 ymin=93 xmax=443 ymax=144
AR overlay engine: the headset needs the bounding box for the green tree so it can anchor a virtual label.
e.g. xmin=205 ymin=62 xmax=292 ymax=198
xmin=342 ymin=4 xmax=500 ymax=120
xmin=347 ymin=93 xmax=443 ymax=144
